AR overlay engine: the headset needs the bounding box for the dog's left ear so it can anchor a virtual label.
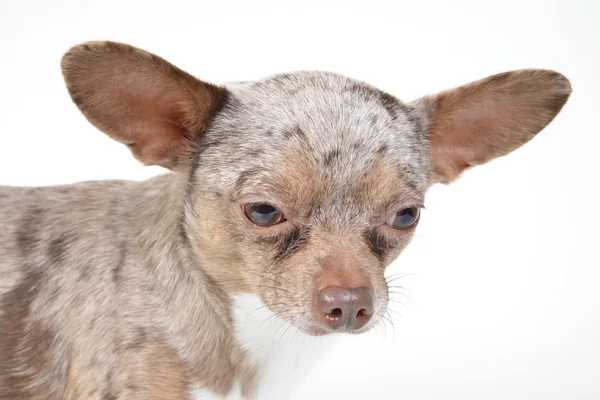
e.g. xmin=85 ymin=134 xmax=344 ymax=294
xmin=412 ymin=70 xmax=571 ymax=184
xmin=61 ymin=41 xmax=228 ymax=170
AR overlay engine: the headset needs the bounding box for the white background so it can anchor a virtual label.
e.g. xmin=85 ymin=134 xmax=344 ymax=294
xmin=1 ymin=1 xmax=598 ymax=399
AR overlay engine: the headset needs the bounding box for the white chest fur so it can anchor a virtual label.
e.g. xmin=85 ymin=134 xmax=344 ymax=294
xmin=194 ymin=294 xmax=338 ymax=400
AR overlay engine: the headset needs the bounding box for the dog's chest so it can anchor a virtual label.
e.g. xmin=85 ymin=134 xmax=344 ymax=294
xmin=193 ymin=294 xmax=338 ymax=400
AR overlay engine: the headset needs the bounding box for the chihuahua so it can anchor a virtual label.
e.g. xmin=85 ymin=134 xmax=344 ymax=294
xmin=0 ymin=41 xmax=571 ymax=399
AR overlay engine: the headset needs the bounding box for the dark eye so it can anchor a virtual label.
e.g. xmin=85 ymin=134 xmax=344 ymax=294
xmin=243 ymin=203 xmax=285 ymax=227
xmin=386 ymin=206 xmax=421 ymax=230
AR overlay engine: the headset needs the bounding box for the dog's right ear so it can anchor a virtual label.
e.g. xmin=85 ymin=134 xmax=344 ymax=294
xmin=61 ymin=41 xmax=228 ymax=170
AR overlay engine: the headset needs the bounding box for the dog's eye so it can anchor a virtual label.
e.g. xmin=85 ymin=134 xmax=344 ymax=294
xmin=386 ymin=206 xmax=420 ymax=230
xmin=243 ymin=203 xmax=285 ymax=227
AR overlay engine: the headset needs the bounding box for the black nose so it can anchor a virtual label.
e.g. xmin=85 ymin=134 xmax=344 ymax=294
xmin=316 ymin=287 xmax=374 ymax=331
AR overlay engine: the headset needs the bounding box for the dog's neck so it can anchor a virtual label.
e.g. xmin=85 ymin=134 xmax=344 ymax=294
xmin=125 ymin=173 xmax=244 ymax=394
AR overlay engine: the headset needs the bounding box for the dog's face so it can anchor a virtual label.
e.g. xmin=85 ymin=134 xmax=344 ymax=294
xmin=61 ymin=42 xmax=571 ymax=336
xmin=189 ymin=73 xmax=428 ymax=335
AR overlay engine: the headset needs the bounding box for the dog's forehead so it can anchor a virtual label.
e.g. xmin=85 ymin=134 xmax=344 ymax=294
xmin=201 ymin=71 xmax=429 ymax=208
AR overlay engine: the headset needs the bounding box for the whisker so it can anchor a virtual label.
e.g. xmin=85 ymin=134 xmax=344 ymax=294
xmin=379 ymin=315 xmax=393 ymax=343
xmin=244 ymin=304 xmax=270 ymax=323
xmin=387 ymin=291 xmax=413 ymax=302
xmin=378 ymin=311 xmax=395 ymax=331
xmin=385 ymin=273 xmax=414 ymax=284
xmin=388 ymin=290 xmax=417 ymax=307
xmin=259 ymin=313 xmax=279 ymax=331
xmin=387 ymin=290 xmax=411 ymax=297
xmin=243 ymin=301 xmax=288 ymax=324
xmin=248 ymin=270 xmax=293 ymax=285
xmin=371 ymin=320 xmax=381 ymax=339
xmin=384 ymin=310 xmax=397 ymax=344
xmin=386 ymin=285 xmax=412 ymax=292
xmin=273 ymin=319 xmax=288 ymax=347
xmin=290 ymin=325 xmax=302 ymax=348
xmin=377 ymin=319 xmax=387 ymax=342
xmin=387 ymin=298 xmax=409 ymax=309
xmin=386 ymin=308 xmax=405 ymax=320
xmin=259 ymin=308 xmax=287 ymax=331
xmin=254 ymin=285 xmax=294 ymax=295
xmin=278 ymin=321 xmax=295 ymax=348
xmin=246 ymin=271 xmax=287 ymax=286
xmin=375 ymin=319 xmax=387 ymax=341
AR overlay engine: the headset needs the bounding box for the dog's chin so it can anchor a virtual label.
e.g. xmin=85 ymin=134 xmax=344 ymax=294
xmin=300 ymin=325 xmax=331 ymax=336
xmin=296 ymin=321 xmax=376 ymax=337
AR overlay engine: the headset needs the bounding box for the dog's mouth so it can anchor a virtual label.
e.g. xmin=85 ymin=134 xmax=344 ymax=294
xmin=301 ymin=321 xmax=377 ymax=336
xmin=233 ymin=292 xmax=384 ymax=343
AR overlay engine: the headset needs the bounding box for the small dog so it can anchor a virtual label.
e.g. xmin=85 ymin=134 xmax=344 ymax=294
xmin=0 ymin=41 xmax=571 ymax=399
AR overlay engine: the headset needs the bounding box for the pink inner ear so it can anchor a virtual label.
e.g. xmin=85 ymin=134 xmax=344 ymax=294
xmin=424 ymin=69 xmax=571 ymax=185
xmin=430 ymin=95 xmax=554 ymax=183
xmin=62 ymin=41 xmax=230 ymax=170
xmin=122 ymin=86 xmax=190 ymax=169
xmin=444 ymin=95 xmax=546 ymax=165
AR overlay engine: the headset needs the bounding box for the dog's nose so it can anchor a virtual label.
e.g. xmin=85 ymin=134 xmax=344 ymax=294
xmin=316 ymin=287 xmax=374 ymax=331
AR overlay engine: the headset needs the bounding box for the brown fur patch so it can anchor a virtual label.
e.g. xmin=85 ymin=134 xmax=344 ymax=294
xmin=0 ymin=270 xmax=65 ymax=399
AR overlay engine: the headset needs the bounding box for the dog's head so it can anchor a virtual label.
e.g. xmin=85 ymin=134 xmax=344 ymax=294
xmin=62 ymin=42 xmax=571 ymax=335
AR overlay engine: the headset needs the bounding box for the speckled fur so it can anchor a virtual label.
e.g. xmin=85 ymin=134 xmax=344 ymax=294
xmin=0 ymin=41 xmax=571 ymax=399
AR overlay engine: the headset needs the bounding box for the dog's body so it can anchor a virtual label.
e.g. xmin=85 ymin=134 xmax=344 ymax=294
xmin=0 ymin=175 xmax=333 ymax=400
xmin=0 ymin=42 xmax=571 ymax=399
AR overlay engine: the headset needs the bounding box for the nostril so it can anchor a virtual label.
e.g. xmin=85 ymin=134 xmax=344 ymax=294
xmin=354 ymin=308 xmax=373 ymax=329
xmin=330 ymin=308 xmax=343 ymax=318
xmin=357 ymin=308 xmax=372 ymax=321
